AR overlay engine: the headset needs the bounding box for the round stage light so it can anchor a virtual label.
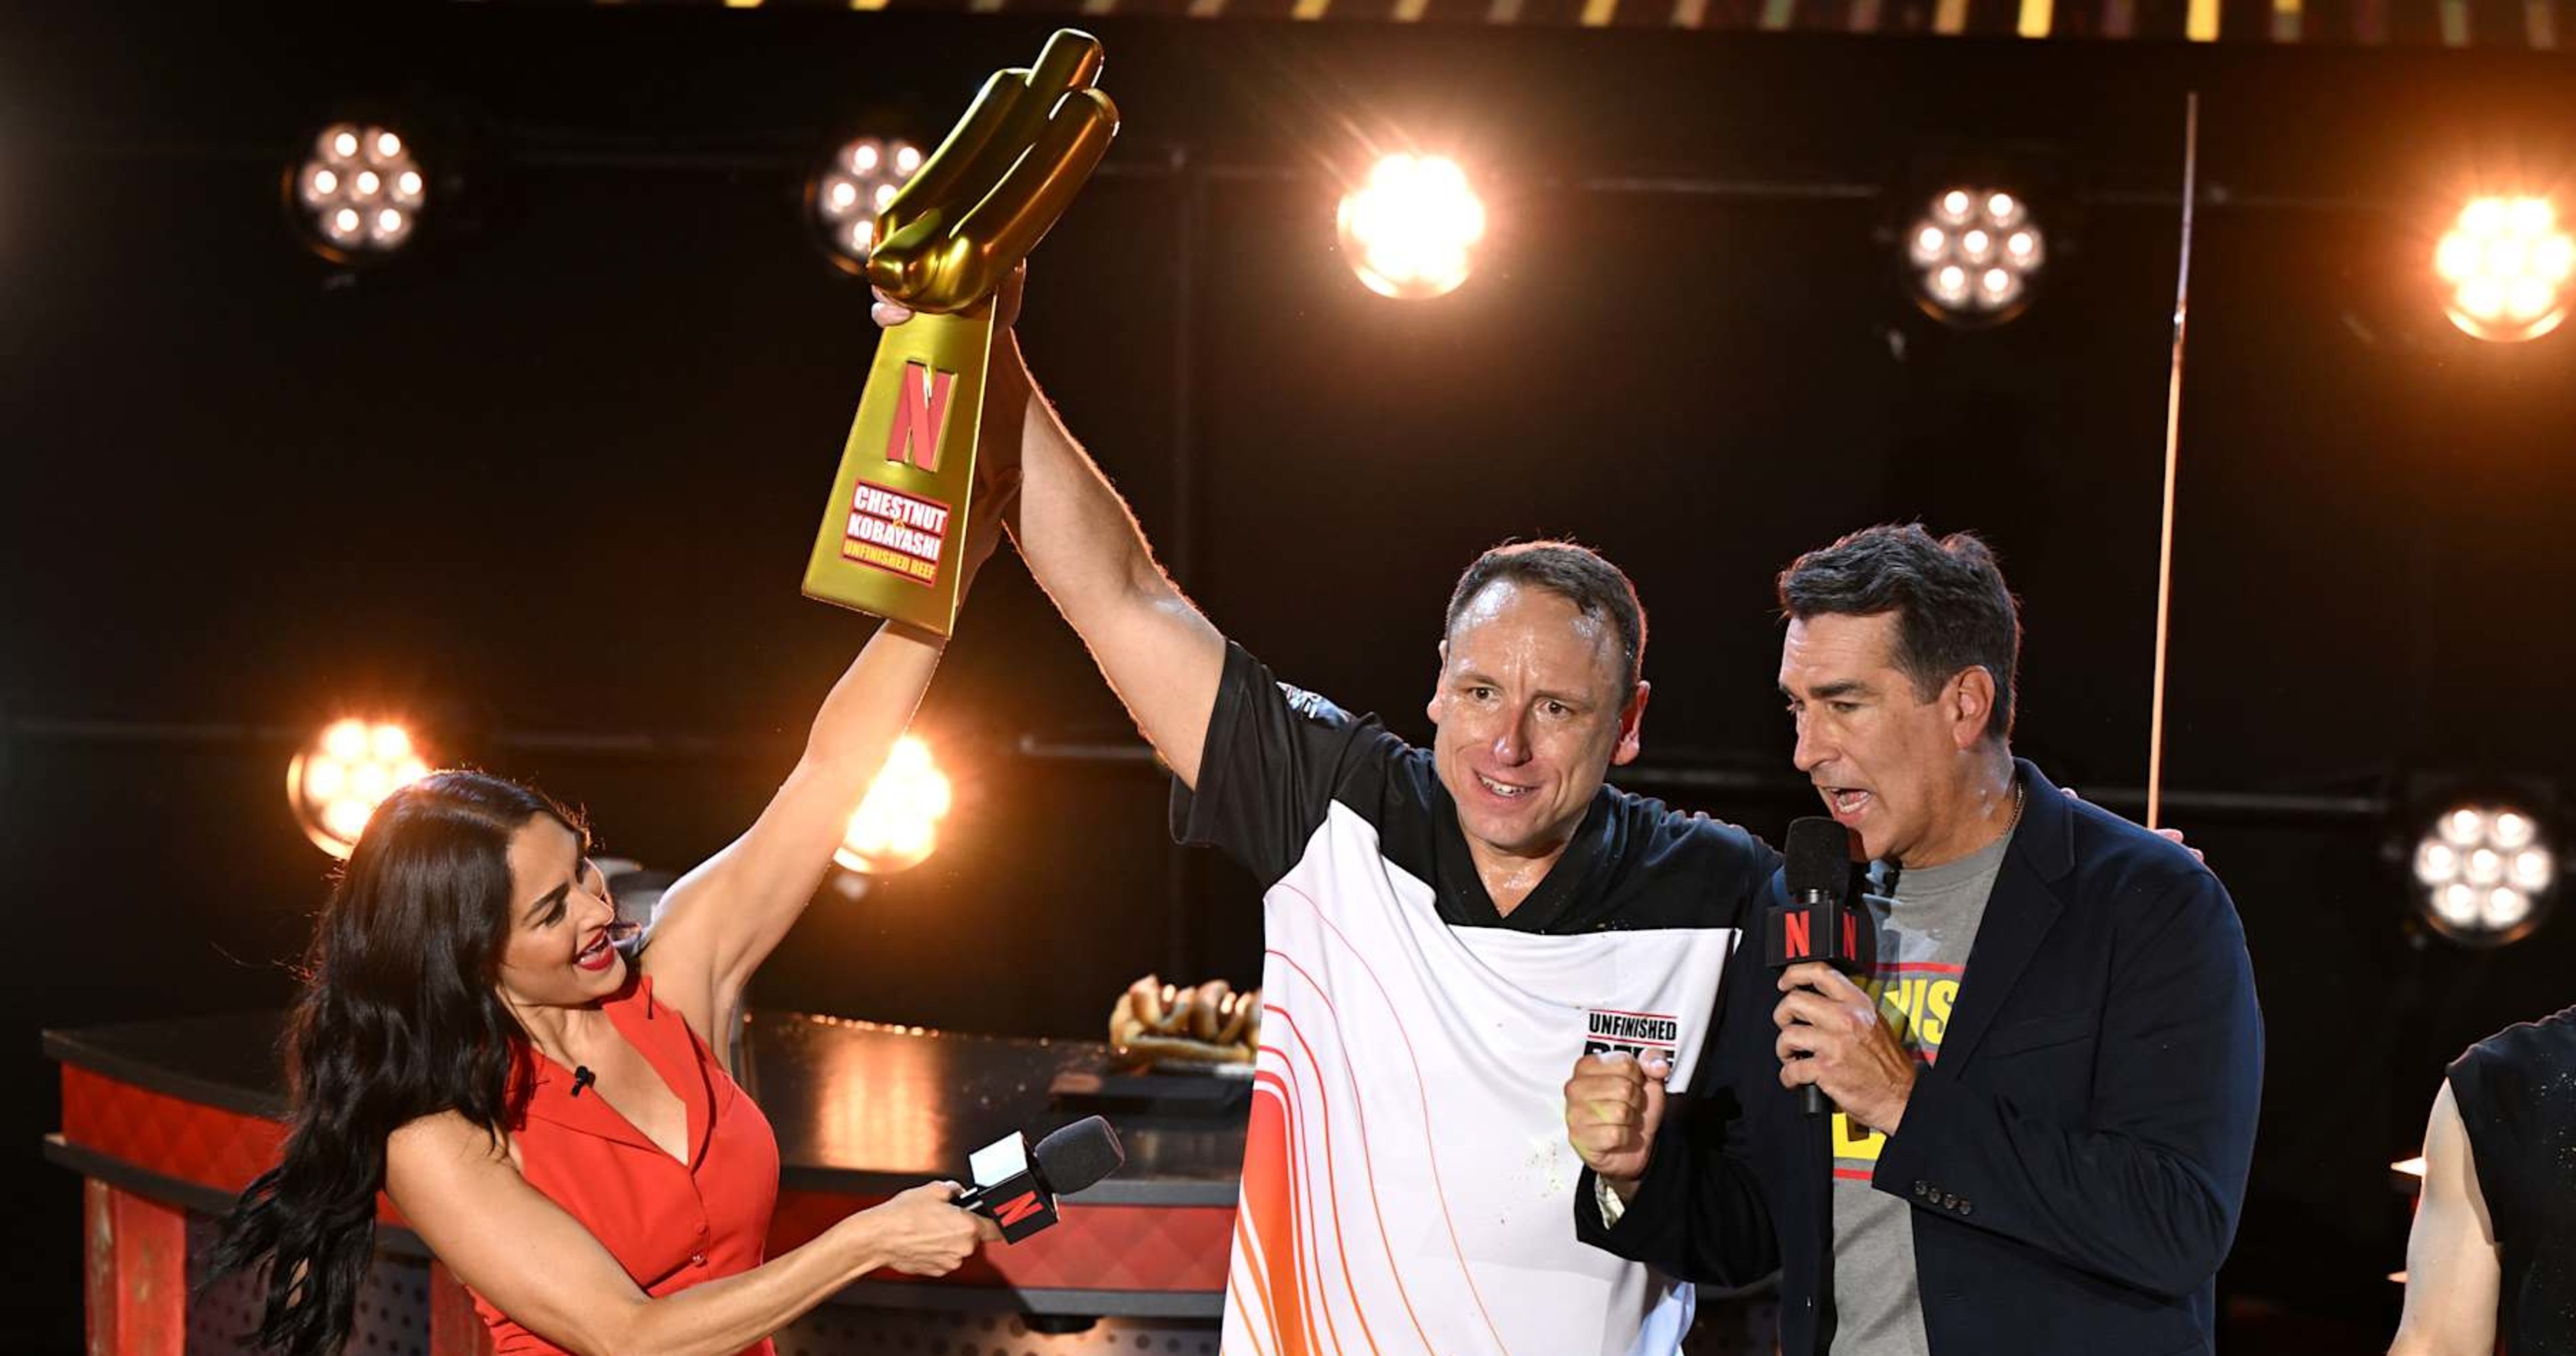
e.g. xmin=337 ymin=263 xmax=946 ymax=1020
xmin=2437 ymin=197 xmax=2573 ymax=342
xmin=1335 ymin=154 xmax=1487 ymax=301
xmin=2412 ymin=800 xmax=2555 ymax=944
xmin=288 ymin=719 xmax=433 ymax=857
xmin=286 ymin=123 xmax=426 ymax=263
xmin=834 ymin=735 xmax=952 ymax=875
xmin=1907 ymin=186 xmax=2045 ymax=325
xmin=811 ymin=136 xmax=925 ymax=277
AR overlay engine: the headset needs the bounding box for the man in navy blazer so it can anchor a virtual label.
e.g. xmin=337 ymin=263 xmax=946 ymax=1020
xmin=1565 ymin=525 xmax=2263 ymax=1355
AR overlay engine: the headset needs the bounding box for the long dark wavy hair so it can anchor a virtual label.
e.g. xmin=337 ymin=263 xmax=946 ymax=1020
xmin=212 ymin=770 xmax=584 ymax=1355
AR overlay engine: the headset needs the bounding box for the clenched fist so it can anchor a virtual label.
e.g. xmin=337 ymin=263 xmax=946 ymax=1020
xmin=1563 ymin=1051 xmax=1671 ymax=1190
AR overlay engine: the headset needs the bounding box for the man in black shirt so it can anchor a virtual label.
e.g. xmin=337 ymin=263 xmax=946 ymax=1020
xmin=874 ymin=281 xmax=1775 ymax=1353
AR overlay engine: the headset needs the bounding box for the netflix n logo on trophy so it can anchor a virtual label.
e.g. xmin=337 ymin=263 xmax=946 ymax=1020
xmin=884 ymin=361 xmax=956 ymax=473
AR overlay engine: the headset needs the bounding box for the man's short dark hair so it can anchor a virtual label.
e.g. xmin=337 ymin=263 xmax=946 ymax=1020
xmin=1777 ymin=524 xmax=2021 ymax=743
xmin=1444 ymin=541 xmax=1647 ymax=688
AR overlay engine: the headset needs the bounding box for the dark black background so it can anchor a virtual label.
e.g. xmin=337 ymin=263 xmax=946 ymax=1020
xmin=7 ymin=1 xmax=2576 ymax=1346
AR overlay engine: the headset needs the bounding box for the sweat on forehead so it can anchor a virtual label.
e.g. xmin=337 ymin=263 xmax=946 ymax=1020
xmin=1447 ymin=580 xmax=1615 ymax=652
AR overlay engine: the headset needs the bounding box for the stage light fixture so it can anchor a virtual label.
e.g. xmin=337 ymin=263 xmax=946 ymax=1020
xmin=1335 ymin=154 xmax=1487 ymax=300
xmin=2411 ymin=798 xmax=2556 ymax=945
xmin=289 ymin=719 xmax=432 ymax=858
xmin=811 ymin=136 xmax=925 ymax=276
xmin=1906 ymin=186 xmax=2044 ymax=325
xmin=2436 ymin=196 xmax=2573 ymax=342
xmin=834 ymin=735 xmax=952 ymax=875
xmin=287 ymin=123 xmax=426 ymax=263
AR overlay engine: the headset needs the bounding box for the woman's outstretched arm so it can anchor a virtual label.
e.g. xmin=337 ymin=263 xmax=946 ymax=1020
xmin=388 ymin=1111 xmax=994 ymax=1356
xmin=642 ymin=471 xmax=1015 ymax=1059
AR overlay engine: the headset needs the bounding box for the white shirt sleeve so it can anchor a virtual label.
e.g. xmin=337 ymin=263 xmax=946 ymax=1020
xmin=1594 ymin=1172 xmax=1629 ymax=1227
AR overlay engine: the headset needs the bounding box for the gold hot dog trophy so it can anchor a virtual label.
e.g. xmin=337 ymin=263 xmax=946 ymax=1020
xmin=802 ymin=31 xmax=1119 ymax=633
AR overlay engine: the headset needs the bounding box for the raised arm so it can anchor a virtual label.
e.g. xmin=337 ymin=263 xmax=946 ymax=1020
xmin=874 ymin=278 xmax=1226 ymax=788
xmin=387 ymin=1113 xmax=991 ymax=1356
xmin=988 ymin=327 xmax=1224 ymax=786
xmin=2389 ymin=1081 xmax=2501 ymax=1356
xmin=643 ymin=481 xmax=1015 ymax=1056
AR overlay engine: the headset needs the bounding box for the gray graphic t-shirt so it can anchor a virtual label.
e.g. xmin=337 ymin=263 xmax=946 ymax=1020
xmin=1828 ymin=826 xmax=2015 ymax=1356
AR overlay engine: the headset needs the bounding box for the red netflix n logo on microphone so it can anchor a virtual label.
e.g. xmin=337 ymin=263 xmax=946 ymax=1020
xmin=1766 ymin=900 xmax=1872 ymax=974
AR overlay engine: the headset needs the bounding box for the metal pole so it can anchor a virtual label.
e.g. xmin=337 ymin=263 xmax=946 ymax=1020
xmin=1165 ymin=142 xmax=1205 ymax=982
xmin=2146 ymin=92 xmax=2200 ymax=831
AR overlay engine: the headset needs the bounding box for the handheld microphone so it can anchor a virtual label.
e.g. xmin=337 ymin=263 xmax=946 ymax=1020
xmin=1768 ymin=817 xmax=1868 ymax=1117
xmin=952 ymin=1115 xmax=1125 ymax=1243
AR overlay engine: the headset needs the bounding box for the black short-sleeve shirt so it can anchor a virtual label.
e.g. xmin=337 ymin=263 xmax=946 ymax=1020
xmin=1170 ymin=641 xmax=1778 ymax=934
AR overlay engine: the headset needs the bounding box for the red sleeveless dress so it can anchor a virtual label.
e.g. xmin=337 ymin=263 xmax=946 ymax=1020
xmin=472 ymin=974 xmax=783 ymax=1356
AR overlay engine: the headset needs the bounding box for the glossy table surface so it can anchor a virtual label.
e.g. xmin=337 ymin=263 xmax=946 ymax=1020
xmin=46 ymin=1005 xmax=1250 ymax=1207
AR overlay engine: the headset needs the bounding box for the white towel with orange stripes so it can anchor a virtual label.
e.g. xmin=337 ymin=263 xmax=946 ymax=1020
xmin=1224 ymin=804 xmax=1738 ymax=1356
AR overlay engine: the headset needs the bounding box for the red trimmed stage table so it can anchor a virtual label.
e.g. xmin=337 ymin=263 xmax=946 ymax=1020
xmin=47 ymin=1008 xmax=1246 ymax=1355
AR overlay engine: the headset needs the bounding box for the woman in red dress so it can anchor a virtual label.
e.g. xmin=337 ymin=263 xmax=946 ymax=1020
xmin=215 ymin=498 xmax=1014 ymax=1355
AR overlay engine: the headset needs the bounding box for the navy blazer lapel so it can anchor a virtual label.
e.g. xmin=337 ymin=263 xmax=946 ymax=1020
xmin=1933 ymin=759 xmax=2072 ymax=1071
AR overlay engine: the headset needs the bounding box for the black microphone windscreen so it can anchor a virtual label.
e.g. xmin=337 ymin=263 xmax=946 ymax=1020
xmin=1784 ymin=817 xmax=1855 ymax=900
xmin=1032 ymin=1116 xmax=1125 ymax=1195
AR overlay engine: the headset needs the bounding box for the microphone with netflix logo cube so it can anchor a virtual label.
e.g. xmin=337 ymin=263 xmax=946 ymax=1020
xmin=1765 ymin=817 xmax=1873 ymax=1118
xmin=952 ymin=1115 xmax=1125 ymax=1243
